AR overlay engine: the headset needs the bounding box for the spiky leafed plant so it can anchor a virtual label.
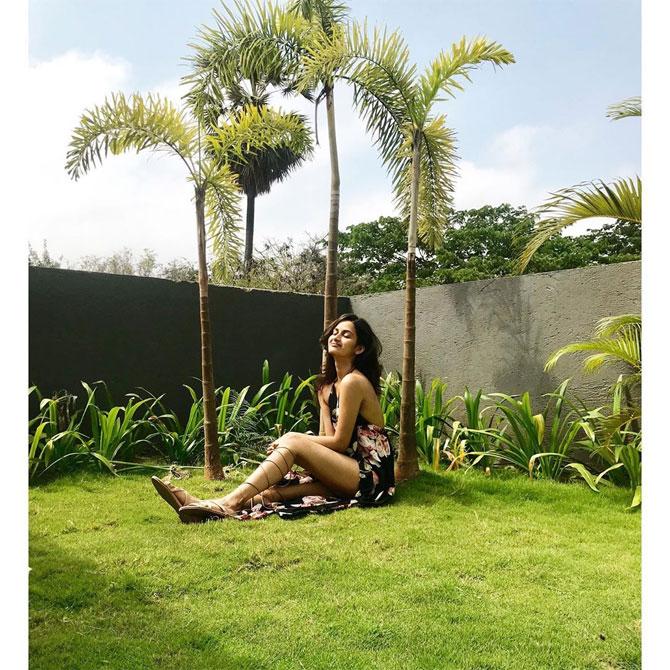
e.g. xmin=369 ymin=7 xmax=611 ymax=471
xmin=66 ymin=93 xmax=309 ymax=479
xmin=546 ymin=313 xmax=642 ymax=503
xmin=516 ymin=97 xmax=641 ymax=273
xmin=301 ymin=26 xmax=514 ymax=479
xmin=186 ymin=0 xmax=350 ymax=330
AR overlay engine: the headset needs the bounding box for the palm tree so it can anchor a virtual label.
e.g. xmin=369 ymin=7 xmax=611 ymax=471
xmin=66 ymin=93 xmax=309 ymax=479
xmin=301 ymin=26 xmax=514 ymax=479
xmin=545 ymin=314 xmax=641 ymax=383
xmin=516 ymin=97 xmax=641 ymax=273
xmin=193 ymin=73 xmax=313 ymax=277
xmin=186 ymin=0 xmax=350 ymax=329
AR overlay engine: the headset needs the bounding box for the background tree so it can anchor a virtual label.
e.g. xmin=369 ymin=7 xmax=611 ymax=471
xmin=302 ymin=26 xmax=514 ymax=479
xmin=187 ymin=0 xmax=350 ymax=330
xmin=66 ymin=93 xmax=307 ymax=479
xmin=190 ymin=65 xmax=313 ymax=276
xmin=29 ymin=240 xmax=63 ymax=268
xmin=228 ymin=234 xmax=327 ymax=292
xmin=337 ymin=208 xmax=640 ymax=294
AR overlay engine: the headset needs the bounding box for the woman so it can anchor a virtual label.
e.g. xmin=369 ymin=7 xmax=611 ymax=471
xmin=151 ymin=314 xmax=395 ymax=522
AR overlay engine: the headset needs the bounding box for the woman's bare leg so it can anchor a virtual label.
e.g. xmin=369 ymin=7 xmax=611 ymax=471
xmin=211 ymin=433 xmax=360 ymax=512
xmin=246 ymin=480 xmax=338 ymax=507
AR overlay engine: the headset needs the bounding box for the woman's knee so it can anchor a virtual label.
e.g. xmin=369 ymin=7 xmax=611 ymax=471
xmin=276 ymin=432 xmax=307 ymax=454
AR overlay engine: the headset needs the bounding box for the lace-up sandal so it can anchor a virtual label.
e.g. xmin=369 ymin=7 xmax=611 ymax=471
xmin=151 ymin=475 xmax=193 ymax=513
xmin=177 ymin=499 xmax=234 ymax=524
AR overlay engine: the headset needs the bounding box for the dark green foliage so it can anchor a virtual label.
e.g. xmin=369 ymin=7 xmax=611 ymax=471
xmin=29 ymin=369 xmax=641 ymax=506
xmin=28 ymin=363 xmax=319 ymax=479
xmin=337 ymin=204 xmax=641 ymax=294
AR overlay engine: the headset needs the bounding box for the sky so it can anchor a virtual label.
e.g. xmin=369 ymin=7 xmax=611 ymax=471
xmin=27 ymin=0 xmax=641 ymax=265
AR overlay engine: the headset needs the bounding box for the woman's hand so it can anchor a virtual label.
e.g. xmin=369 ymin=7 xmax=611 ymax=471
xmin=318 ymin=386 xmax=331 ymax=410
xmin=266 ymin=439 xmax=279 ymax=455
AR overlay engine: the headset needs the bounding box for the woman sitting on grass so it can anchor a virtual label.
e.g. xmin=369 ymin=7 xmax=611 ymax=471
xmin=151 ymin=314 xmax=396 ymax=522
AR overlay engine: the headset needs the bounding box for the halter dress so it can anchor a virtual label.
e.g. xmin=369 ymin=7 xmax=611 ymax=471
xmin=230 ymin=383 xmax=396 ymax=521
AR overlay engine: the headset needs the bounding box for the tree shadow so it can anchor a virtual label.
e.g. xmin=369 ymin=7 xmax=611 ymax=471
xmin=450 ymin=275 xmax=564 ymax=401
xmin=393 ymin=470 xmax=477 ymax=507
xmin=29 ymin=531 xmax=268 ymax=669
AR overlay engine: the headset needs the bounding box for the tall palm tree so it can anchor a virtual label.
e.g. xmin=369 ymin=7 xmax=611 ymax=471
xmin=66 ymin=93 xmax=309 ymax=479
xmin=301 ymin=26 xmax=514 ymax=479
xmin=186 ymin=0 xmax=350 ymax=329
xmin=516 ymin=97 xmax=641 ymax=273
xmin=194 ymin=74 xmax=313 ymax=276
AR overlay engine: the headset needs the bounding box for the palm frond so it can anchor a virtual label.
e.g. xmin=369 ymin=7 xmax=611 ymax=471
xmin=594 ymin=314 xmax=641 ymax=338
xmin=418 ymin=36 xmax=515 ymax=113
xmin=288 ymin=0 xmax=350 ymax=35
xmin=545 ymin=333 xmax=641 ymax=373
xmin=606 ymin=96 xmax=641 ymax=120
xmin=516 ymin=177 xmax=642 ymax=273
xmin=392 ymin=117 xmax=458 ymax=247
xmin=207 ymin=105 xmax=313 ymax=162
xmin=202 ymin=161 xmax=244 ymax=283
xmin=184 ymin=0 xmax=311 ymax=116
xmin=66 ymin=92 xmax=197 ymax=181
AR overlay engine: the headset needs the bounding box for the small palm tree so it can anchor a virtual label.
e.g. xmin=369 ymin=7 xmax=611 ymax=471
xmin=516 ymin=97 xmax=641 ymax=273
xmin=187 ymin=0 xmax=350 ymax=328
xmin=302 ymin=26 xmax=514 ymax=479
xmin=545 ymin=314 xmax=641 ymax=383
xmin=546 ymin=313 xmax=641 ymax=495
xmin=66 ymin=93 xmax=308 ymax=479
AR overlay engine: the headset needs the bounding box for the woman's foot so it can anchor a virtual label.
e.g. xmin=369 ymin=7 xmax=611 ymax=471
xmin=177 ymin=497 xmax=241 ymax=524
xmin=151 ymin=476 xmax=199 ymax=513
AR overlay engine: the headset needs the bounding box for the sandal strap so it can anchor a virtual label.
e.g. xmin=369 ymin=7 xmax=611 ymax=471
xmin=196 ymin=500 xmax=228 ymax=515
xmin=240 ymin=480 xmax=262 ymax=495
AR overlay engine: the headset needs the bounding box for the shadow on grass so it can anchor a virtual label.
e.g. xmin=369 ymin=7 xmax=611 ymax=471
xmin=393 ymin=469 xmax=477 ymax=507
xmin=29 ymin=531 xmax=270 ymax=670
xmin=392 ymin=467 xmax=634 ymax=516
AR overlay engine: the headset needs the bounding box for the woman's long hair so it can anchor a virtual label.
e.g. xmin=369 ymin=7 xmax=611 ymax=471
xmin=316 ymin=314 xmax=383 ymax=395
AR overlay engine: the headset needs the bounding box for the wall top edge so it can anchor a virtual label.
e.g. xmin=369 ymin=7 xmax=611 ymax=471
xmin=27 ymin=266 xmax=342 ymax=299
xmin=30 ymin=260 xmax=641 ymax=301
xmin=347 ymin=260 xmax=642 ymax=299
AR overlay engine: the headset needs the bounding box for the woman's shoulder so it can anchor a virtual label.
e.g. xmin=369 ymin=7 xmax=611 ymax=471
xmin=342 ymin=370 xmax=374 ymax=393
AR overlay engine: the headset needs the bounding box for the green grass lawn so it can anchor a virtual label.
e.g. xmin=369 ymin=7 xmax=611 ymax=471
xmin=29 ymin=468 xmax=640 ymax=670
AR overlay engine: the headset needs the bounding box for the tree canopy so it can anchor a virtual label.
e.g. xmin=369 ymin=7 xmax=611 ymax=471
xmin=337 ymin=204 xmax=641 ymax=294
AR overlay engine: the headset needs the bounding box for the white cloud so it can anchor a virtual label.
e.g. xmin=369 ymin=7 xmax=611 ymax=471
xmin=453 ymin=125 xmax=551 ymax=211
xmin=27 ymin=51 xmax=195 ymax=264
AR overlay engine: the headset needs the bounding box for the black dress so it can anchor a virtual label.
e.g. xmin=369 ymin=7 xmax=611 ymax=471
xmin=228 ymin=384 xmax=396 ymax=520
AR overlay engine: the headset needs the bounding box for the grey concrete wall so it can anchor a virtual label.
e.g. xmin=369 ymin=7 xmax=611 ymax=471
xmin=29 ymin=267 xmax=351 ymax=419
xmin=350 ymin=261 xmax=641 ymax=410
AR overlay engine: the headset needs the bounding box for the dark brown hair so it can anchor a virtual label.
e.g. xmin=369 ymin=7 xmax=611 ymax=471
xmin=316 ymin=313 xmax=383 ymax=395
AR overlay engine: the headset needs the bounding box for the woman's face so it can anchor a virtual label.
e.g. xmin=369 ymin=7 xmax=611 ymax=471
xmin=327 ymin=320 xmax=364 ymax=359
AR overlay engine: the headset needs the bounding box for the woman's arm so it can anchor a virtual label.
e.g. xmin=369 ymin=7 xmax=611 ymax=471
xmin=319 ymin=385 xmax=335 ymax=437
xmin=305 ymin=376 xmax=363 ymax=453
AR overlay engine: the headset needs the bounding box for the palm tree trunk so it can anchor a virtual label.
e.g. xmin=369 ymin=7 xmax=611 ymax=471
xmin=396 ymin=134 xmax=422 ymax=482
xmin=195 ymin=186 xmax=224 ymax=480
xmin=323 ymin=85 xmax=340 ymax=331
xmin=244 ymin=186 xmax=256 ymax=276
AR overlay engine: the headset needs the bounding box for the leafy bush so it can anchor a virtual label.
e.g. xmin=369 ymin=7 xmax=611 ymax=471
xmin=28 ymin=362 xmax=319 ymax=480
xmin=566 ymin=375 xmax=641 ymax=508
xmin=28 ymin=364 xmax=641 ymax=508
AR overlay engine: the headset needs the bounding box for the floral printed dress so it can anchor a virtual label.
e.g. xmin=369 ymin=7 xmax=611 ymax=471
xmin=230 ymin=384 xmax=396 ymax=521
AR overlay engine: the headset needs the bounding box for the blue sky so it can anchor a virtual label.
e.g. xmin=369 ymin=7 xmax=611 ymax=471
xmin=28 ymin=0 xmax=640 ymax=264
